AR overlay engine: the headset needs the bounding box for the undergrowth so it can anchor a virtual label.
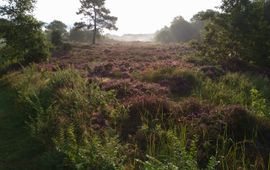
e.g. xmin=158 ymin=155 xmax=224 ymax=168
xmin=1 ymin=65 xmax=270 ymax=169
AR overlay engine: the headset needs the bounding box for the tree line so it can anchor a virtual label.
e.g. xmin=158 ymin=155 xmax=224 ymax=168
xmin=155 ymin=15 xmax=204 ymax=43
xmin=194 ymin=0 xmax=270 ymax=68
xmin=155 ymin=0 xmax=270 ymax=69
xmin=0 ymin=0 xmax=117 ymax=69
xmin=45 ymin=20 xmax=102 ymax=46
xmin=1 ymin=0 xmax=270 ymax=69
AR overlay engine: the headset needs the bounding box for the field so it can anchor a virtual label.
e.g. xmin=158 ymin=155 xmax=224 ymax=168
xmin=41 ymin=42 xmax=194 ymax=100
xmin=1 ymin=42 xmax=270 ymax=170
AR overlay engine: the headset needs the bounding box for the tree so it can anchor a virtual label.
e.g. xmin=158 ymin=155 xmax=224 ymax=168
xmin=76 ymin=0 xmax=117 ymax=44
xmin=0 ymin=0 xmax=36 ymax=18
xmin=46 ymin=20 xmax=67 ymax=35
xmin=46 ymin=20 xmax=68 ymax=46
xmin=50 ymin=30 xmax=62 ymax=46
xmin=69 ymin=27 xmax=101 ymax=43
xmin=195 ymin=0 xmax=270 ymax=68
xmin=155 ymin=26 xmax=173 ymax=43
xmin=0 ymin=0 xmax=50 ymax=66
xmin=155 ymin=16 xmax=202 ymax=43
xmin=170 ymin=16 xmax=197 ymax=42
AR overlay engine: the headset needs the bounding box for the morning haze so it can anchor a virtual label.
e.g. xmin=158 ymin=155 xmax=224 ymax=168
xmin=35 ymin=0 xmax=221 ymax=35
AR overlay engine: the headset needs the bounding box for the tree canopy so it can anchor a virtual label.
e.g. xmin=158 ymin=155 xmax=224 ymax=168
xmin=0 ymin=0 xmax=49 ymax=66
xmin=155 ymin=15 xmax=205 ymax=43
xmin=46 ymin=20 xmax=67 ymax=34
xmin=195 ymin=0 xmax=270 ymax=68
xmin=0 ymin=0 xmax=36 ymax=18
xmin=46 ymin=20 xmax=68 ymax=46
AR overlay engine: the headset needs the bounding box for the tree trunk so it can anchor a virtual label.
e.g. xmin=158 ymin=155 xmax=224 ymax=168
xmin=93 ymin=7 xmax=97 ymax=45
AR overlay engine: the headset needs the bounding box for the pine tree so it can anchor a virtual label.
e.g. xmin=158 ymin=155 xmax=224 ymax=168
xmin=76 ymin=0 xmax=118 ymax=44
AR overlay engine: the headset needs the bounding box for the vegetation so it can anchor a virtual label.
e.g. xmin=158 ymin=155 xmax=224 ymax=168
xmin=2 ymin=60 xmax=270 ymax=169
xmin=45 ymin=20 xmax=68 ymax=46
xmin=194 ymin=0 xmax=270 ymax=68
xmin=76 ymin=0 xmax=118 ymax=44
xmin=155 ymin=15 xmax=204 ymax=43
xmin=1 ymin=0 xmax=270 ymax=169
xmin=0 ymin=0 xmax=50 ymax=68
xmin=69 ymin=27 xmax=102 ymax=43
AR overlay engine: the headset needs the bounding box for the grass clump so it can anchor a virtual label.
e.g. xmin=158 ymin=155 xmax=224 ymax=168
xmin=4 ymin=65 xmax=127 ymax=169
xmin=194 ymin=72 xmax=270 ymax=116
xmin=136 ymin=67 xmax=202 ymax=97
xmin=2 ymin=64 xmax=270 ymax=170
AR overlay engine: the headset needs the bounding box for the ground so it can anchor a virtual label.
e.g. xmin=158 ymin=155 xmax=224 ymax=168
xmin=1 ymin=42 xmax=270 ymax=169
xmin=0 ymin=42 xmax=195 ymax=168
xmin=40 ymin=42 xmax=195 ymax=101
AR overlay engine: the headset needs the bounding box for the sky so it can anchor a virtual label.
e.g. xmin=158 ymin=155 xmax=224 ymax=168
xmin=35 ymin=0 xmax=222 ymax=35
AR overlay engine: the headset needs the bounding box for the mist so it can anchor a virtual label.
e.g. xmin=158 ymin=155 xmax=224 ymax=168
xmin=35 ymin=0 xmax=221 ymax=36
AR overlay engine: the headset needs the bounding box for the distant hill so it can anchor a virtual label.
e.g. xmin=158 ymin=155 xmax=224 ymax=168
xmin=105 ymin=33 xmax=154 ymax=42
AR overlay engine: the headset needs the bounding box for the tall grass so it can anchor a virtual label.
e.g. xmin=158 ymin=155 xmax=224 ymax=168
xmin=4 ymin=65 xmax=127 ymax=169
xmin=2 ymin=65 xmax=270 ymax=169
xmin=193 ymin=72 xmax=270 ymax=116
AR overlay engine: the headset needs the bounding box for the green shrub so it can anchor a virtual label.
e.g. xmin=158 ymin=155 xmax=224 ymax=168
xmin=195 ymin=0 xmax=270 ymax=68
xmin=139 ymin=67 xmax=202 ymax=97
xmin=7 ymin=66 xmax=127 ymax=169
xmin=0 ymin=16 xmax=50 ymax=66
xmin=250 ymin=88 xmax=269 ymax=117
xmin=194 ymin=73 xmax=270 ymax=114
xmin=137 ymin=126 xmax=218 ymax=170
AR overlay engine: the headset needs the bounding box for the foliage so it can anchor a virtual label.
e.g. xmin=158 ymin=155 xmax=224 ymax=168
xmin=138 ymin=67 xmax=202 ymax=97
xmin=0 ymin=0 xmax=50 ymax=67
xmin=194 ymin=72 xmax=270 ymax=112
xmin=46 ymin=20 xmax=67 ymax=35
xmin=69 ymin=27 xmax=101 ymax=43
xmin=195 ymin=0 xmax=270 ymax=67
xmin=250 ymin=88 xmax=269 ymax=117
xmin=45 ymin=20 xmax=68 ymax=46
xmin=7 ymin=66 xmax=127 ymax=169
xmin=155 ymin=16 xmax=205 ymax=43
xmin=137 ymin=126 xmax=218 ymax=170
xmin=50 ymin=30 xmax=62 ymax=46
xmin=76 ymin=0 xmax=117 ymax=44
xmin=0 ymin=0 xmax=36 ymax=18
xmin=155 ymin=26 xmax=173 ymax=43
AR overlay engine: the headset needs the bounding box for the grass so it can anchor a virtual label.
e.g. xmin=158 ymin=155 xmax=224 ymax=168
xmin=1 ymin=66 xmax=128 ymax=169
xmin=0 ymin=82 xmax=43 ymax=170
xmin=1 ymin=43 xmax=270 ymax=169
xmin=135 ymin=67 xmax=202 ymax=98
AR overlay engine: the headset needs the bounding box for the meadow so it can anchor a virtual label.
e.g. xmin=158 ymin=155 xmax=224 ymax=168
xmin=1 ymin=42 xmax=270 ymax=169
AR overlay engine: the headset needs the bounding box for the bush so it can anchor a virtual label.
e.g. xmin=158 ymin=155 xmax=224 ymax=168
xmin=0 ymin=16 xmax=50 ymax=66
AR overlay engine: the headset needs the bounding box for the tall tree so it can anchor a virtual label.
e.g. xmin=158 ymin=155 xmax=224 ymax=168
xmin=195 ymin=0 xmax=270 ymax=67
xmin=0 ymin=0 xmax=49 ymax=65
xmin=76 ymin=0 xmax=117 ymax=44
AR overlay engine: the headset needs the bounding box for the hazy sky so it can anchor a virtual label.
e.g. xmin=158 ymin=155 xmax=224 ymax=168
xmin=35 ymin=0 xmax=221 ymax=35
